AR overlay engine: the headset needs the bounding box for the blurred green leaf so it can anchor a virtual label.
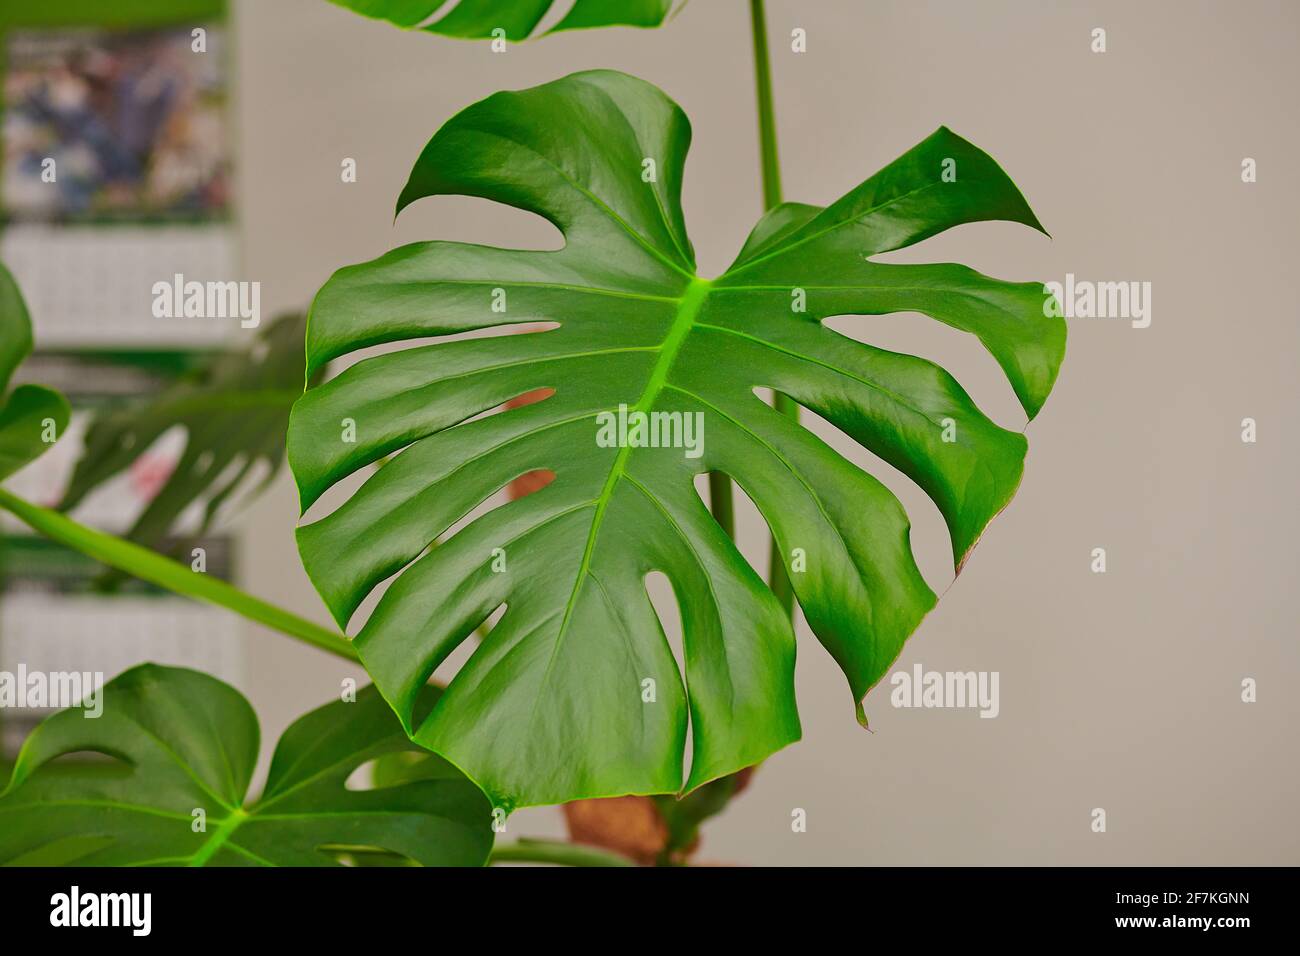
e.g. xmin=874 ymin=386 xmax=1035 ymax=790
xmin=0 ymin=269 xmax=354 ymax=659
xmin=59 ymin=314 xmax=309 ymax=556
xmin=0 ymin=262 xmax=69 ymax=482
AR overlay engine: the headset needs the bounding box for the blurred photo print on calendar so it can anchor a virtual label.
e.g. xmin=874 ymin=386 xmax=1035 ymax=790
xmin=0 ymin=20 xmax=235 ymax=348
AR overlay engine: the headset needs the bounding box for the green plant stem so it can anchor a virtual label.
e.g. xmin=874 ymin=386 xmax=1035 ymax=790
xmin=749 ymin=0 xmax=783 ymax=209
xmin=749 ymin=0 xmax=797 ymax=618
xmin=489 ymin=838 xmax=637 ymax=867
xmin=0 ymin=487 xmax=357 ymax=662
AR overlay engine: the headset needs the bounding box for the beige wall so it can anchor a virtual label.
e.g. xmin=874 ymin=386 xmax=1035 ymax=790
xmin=228 ymin=0 xmax=1300 ymax=864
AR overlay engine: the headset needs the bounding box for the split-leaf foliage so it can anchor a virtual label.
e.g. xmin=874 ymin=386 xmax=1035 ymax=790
xmin=288 ymin=70 xmax=1065 ymax=811
xmin=0 ymin=665 xmax=493 ymax=866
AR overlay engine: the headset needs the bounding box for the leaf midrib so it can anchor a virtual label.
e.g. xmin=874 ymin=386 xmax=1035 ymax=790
xmin=89 ymin=392 xmax=294 ymax=442
xmin=536 ymin=277 xmax=712 ymax=691
xmin=513 ymin=263 xmax=980 ymax=715
xmin=188 ymin=805 xmax=247 ymax=866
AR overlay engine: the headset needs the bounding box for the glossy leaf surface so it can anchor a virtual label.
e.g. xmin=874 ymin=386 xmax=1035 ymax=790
xmin=289 ymin=70 xmax=1065 ymax=810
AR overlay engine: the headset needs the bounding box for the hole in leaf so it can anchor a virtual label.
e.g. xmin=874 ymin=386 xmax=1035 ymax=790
xmin=41 ymin=749 xmax=135 ymax=779
xmin=345 ymin=752 xmax=451 ymax=792
xmin=785 ymin=397 xmax=949 ymax=593
xmin=644 ymin=569 xmax=691 ymax=787
xmin=393 ymin=192 xmax=565 ymax=253
xmin=821 ymin=312 xmax=1024 ymax=431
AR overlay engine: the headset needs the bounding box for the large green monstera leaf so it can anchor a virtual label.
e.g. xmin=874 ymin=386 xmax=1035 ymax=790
xmin=0 ymin=665 xmax=493 ymax=865
xmin=327 ymin=0 xmax=673 ymax=39
xmin=0 ymin=262 xmax=69 ymax=481
xmin=288 ymin=70 xmax=1065 ymax=810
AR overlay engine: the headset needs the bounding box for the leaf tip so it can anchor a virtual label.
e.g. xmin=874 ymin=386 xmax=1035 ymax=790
xmin=855 ymin=699 xmax=872 ymax=732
